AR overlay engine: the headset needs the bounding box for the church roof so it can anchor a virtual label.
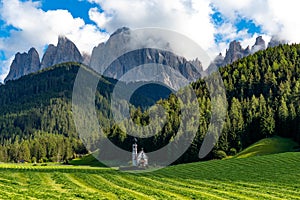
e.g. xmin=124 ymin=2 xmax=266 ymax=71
xmin=137 ymin=150 xmax=148 ymax=159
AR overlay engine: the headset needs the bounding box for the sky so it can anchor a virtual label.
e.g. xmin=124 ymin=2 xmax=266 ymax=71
xmin=0 ymin=0 xmax=300 ymax=82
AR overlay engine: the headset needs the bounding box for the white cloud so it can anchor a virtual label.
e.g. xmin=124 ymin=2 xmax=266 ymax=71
xmin=88 ymin=0 xmax=216 ymax=53
xmin=211 ymin=0 xmax=300 ymax=43
xmin=208 ymin=24 xmax=254 ymax=57
xmin=2 ymin=0 xmax=300 ymax=82
xmin=86 ymin=0 xmax=279 ymax=62
xmin=0 ymin=56 xmax=13 ymax=83
xmin=89 ymin=7 xmax=111 ymax=28
xmin=0 ymin=0 xmax=108 ymax=82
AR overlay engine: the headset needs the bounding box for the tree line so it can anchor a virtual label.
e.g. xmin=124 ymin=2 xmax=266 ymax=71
xmin=1 ymin=44 xmax=300 ymax=163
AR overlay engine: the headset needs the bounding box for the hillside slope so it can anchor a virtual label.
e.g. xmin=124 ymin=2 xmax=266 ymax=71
xmin=235 ymin=136 xmax=299 ymax=158
xmin=0 ymin=63 xmax=115 ymax=162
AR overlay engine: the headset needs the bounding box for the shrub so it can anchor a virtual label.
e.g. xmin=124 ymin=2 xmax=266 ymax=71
xmin=32 ymin=157 xmax=37 ymax=164
xmin=229 ymin=148 xmax=237 ymax=156
xmin=215 ymin=150 xmax=227 ymax=159
xmin=42 ymin=157 xmax=49 ymax=163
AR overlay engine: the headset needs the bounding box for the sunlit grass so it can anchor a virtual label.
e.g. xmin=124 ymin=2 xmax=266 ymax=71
xmin=0 ymin=152 xmax=299 ymax=199
xmin=235 ymin=136 xmax=299 ymax=158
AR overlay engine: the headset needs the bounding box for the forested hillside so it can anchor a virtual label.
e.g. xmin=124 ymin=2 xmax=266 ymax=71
xmin=218 ymin=44 xmax=300 ymax=148
xmin=0 ymin=63 xmax=115 ymax=162
xmin=185 ymin=43 xmax=300 ymax=162
xmin=0 ymin=44 xmax=300 ymax=164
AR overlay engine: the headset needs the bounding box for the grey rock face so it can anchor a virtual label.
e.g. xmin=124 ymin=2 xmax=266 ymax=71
xmin=90 ymin=27 xmax=203 ymax=90
xmin=207 ymin=36 xmax=267 ymax=73
xmin=82 ymin=52 xmax=91 ymax=66
xmin=41 ymin=36 xmax=83 ymax=69
xmin=5 ymin=48 xmax=41 ymax=82
xmin=208 ymin=36 xmax=268 ymax=73
xmin=5 ymin=36 xmax=84 ymax=83
xmin=104 ymin=48 xmax=202 ymax=81
xmin=214 ymin=53 xmax=225 ymax=67
xmin=90 ymin=27 xmax=133 ymax=75
xmin=206 ymin=53 xmax=225 ymax=74
xmin=223 ymin=40 xmax=250 ymax=66
xmin=111 ymin=27 xmax=130 ymax=37
xmin=40 ymin=44 xmax=57 ymax=69
xmin=252 ymin=36 xmax=266 ymax=53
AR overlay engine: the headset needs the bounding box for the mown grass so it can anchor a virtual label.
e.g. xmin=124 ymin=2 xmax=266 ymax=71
xmin=0 ymin=152 xmax=299 ymax=199
xmin=69 ymin=154 xmax=106 ymax=167
xmin=234 ymin=136 xmax=300 ymax=158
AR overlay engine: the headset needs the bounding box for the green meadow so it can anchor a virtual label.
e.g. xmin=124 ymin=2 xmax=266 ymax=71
xmin=0 ymin=151 xmax=299 ymax=199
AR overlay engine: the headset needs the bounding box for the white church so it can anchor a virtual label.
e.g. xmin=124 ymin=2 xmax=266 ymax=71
xmin=132 ymin=143 xmax=148 ymax=167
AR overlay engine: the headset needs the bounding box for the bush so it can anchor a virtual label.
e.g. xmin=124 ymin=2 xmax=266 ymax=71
xmin=229 ymin=148 xmax=237 ymax=156
xmin=32 ymin=157 xmax=37 ymax=164
xmin=215 ymin=150 xmax=227 ymax=159
xmin=42 ymin=157 xmax=49 ymax=163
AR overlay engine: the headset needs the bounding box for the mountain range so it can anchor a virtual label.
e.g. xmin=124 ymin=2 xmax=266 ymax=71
xmin=4 ymin=27 xmax=287 ymax=84
xmin=211 ymin=35 xmax=287 ymax=69
xmin=4 ymin=36 xmax=83 ymax=82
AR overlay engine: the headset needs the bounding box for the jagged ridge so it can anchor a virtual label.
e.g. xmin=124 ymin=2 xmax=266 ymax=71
xmin=5 ymin=36 xmax=83 ymax=83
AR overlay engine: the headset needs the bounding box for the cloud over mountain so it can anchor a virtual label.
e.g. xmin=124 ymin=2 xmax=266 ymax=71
xmin=0 ymin=0 xmax=108 ymax=82
xmin=211 ymin=0 xmax=300 ymax=42
xmin=1 ymin=0 xmax=300 ymax=82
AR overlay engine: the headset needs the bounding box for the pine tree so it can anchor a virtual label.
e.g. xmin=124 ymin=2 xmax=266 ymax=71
xmin=229 ymin=98 xmax=244 ymax=150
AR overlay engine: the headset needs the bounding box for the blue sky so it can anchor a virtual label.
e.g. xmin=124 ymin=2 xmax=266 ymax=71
xmin=210 ymin=10 xmax=262 ymax=44
xmin=40 ymin=1 xmax=263 ymax=39
xmin=0 ymin=0 xmax=298 ymax=82
xmin=39 ymin=0 xmax=100 ymax=25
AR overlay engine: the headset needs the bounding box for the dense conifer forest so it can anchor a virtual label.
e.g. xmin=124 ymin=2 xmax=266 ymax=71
xmin=0 ymin=44 xmax=300 ymax=164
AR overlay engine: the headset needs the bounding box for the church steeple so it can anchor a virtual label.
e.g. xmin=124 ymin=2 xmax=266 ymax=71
xmin=131 ymin=138 xmax=148 ymax=167
xmin=132 ymin=138 xmax=138 ymax=166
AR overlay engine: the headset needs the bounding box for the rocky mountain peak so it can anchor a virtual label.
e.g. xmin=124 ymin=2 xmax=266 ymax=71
xmin=210 ymin=36 xmax=269 ymax=71
xmin=57 ymin=35 xmax=68 ymax=44
xmin=190 ymin=58 xmax=203 ymax=70
xmin=28 ymin=47 xmax=38 ymax=55
xmin=255 ymin=36 xmax=265 ymax=46
xmin=41 ymin=36 xmax=83 ymax=69
xmin=213 ymin=53 xmax=225 ymax=68
xmin=252 ymin=36 xmax=266 ymax=53
xmin=229 ymin=40 xmax=242 ymax=51
xmin=245 ymin=46 xmax=251 ymax=54
xmin=4 ymin=48 xmax=41 ymax=83
xmin=5 ymin=36 xmax=84 ymax=83
xmin=111 ymin=27 xmax=130 ymax=37
xmin=223 ymin=40 xmax=248 ymax=65
xmin=90 ymin=27 xmax=203 ymax=90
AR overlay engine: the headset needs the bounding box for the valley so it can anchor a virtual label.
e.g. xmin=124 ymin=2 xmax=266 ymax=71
xmin=0 ymin=27 xmax=300 ymax=199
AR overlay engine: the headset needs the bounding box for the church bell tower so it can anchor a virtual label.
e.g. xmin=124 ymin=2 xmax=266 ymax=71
xmin=132 ymin=143 xmax=138 ymax=166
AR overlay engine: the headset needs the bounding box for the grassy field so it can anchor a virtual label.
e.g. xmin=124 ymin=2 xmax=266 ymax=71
xmin=69 ymin=154 xmax=106 ymax=167
xmin=235 ymin=136 xmax=300 ymax=158
xmin=0 ymin=152 xmax=299 ymax=199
